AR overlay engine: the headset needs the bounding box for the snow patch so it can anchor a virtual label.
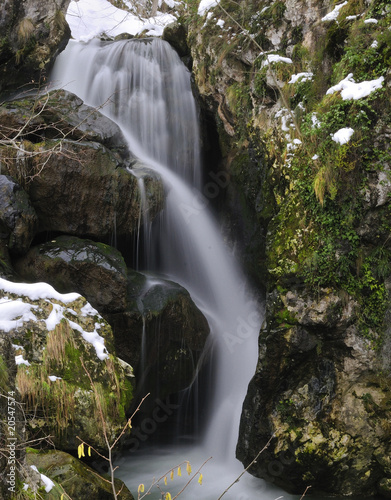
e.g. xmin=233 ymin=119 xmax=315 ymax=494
xmin=262 ymin=54 xmax=293 ymax=66
xmin=0 ymin=277 xmax=80 ymax=303
xmin=30 ymin=466 xmax=55 ymax=493
xmin=67 ymin=0 xmax=175 ymax=41
xmin=68 ymin=320 xmax=109 ymax=360
xmin=321 ymin=1 xmax=348 ymax=22
xmin=331 ymin=127 xmax=355 ymax=145
xmin=198 ymin=0 xmax=219 ymax=15
xmin=0 ymin=300 xmax=38 ymax=332
xmin=15 ymin=355 xmax=30 ymax=366
xmin=289 ymin=72 xmax=313 ymax=84
xmin=326 ymin=73 xmax=384 ymax=100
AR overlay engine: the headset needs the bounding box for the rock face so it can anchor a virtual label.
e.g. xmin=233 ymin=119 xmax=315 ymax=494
xmin=185 ymin=0 xmax=391 ymax=497
xmin=237 ymin=287 xmax=391 ymax=496
xmin=0 ymin=0 xmax=71 ymax=95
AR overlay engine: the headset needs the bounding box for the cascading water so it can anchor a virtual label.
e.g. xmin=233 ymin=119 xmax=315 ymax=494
xmin=51 ymin=38 xmax=295 ymax=499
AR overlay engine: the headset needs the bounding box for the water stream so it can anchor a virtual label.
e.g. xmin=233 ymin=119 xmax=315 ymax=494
xmin=51 ymin=38 xmax=298 ymax=499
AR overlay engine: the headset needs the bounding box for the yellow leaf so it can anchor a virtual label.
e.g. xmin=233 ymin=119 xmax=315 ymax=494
xmin=88 ymin=446 xmax=91 ymax=457
xmin=165 ymin=493 xmax=172 ymax=500
xmin=80 ymin=443 xmax=85 ymax=457
xmin=198 ymin=473 xmax=203 ymax=485
xmin=138 ymin=484 xmax=145 ymax=493
xmin=170 ymin=470 xmax=174 ymax=481
xmin=128 ymin=420 xmax=132 ymax=429
xmin=60 ymin=495 xmax=64 ymax=500
xmin=77 ymin=444 xmax=81 ymax=459
xmin=186 ymin=462 xmax=192 ymax=475
xmin=164 ymin=476 xmax=167 ymax=485
xmin=177 ymin=466 xmax=182 ymax=477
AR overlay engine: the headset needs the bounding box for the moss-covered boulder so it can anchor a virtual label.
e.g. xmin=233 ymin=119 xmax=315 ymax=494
xmin=26 ymin=449 xmax=134 ymax=499
xmin=237 ymin=285 xmax=391 ymax=497
xmin=0 ymin=91 xmax=164 ymax=239
xmin=0 ymin=277 xmax=135 ymax=454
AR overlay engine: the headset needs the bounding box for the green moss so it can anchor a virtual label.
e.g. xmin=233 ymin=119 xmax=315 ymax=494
xmin=0 ymin=354 xmax=9 ymax=391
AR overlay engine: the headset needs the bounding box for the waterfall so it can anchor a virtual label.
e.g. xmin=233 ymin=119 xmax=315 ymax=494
xmin=51 ymin=38 xmax=292 ymax=499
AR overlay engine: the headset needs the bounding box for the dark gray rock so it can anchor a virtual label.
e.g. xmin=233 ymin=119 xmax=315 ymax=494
xmin=14 ymin=235 xmax=128 ymax=313
xmin=0 ymin=0 xmax=71 ymax=96
xmin=0 ymin=174 xmax=38 ymax=254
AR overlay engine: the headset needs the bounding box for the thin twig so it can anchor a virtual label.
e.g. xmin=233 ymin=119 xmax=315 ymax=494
xmin=300 ymin=485 xmax=312 ymax=499
xmin=171 ymin=457 xmax=213 ymax=500
xmin=217 ymin=434 xmax=275 ymax=499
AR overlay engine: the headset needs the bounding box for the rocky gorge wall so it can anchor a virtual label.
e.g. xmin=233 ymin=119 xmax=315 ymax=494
xmin=183 ymin=0 xmax=391 ymax=497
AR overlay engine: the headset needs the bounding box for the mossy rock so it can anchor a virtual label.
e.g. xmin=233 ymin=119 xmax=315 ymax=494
xmin=26 ymin=449 xmax=134 ymax=499
xmin=0 ymin=278 xmax=135 ymax=454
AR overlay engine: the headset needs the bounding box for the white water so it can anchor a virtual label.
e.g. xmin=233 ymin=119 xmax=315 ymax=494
xmin=51 ymin=39 xmax=297 ymax=500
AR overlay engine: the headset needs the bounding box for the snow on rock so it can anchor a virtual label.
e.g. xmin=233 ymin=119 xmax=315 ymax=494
xmin=331 ymin=127 xmax=355 ymax=145
xmin=0 ymin=299 xmax=38 ymax=332
xmin=67 ymin=0 xmax=175 ymax=41
xmin=68 ymin=320 xmax=108 ymax=360
xmin=30 ymin=466 xmax=55 ymax=493
xmin=198 ymin=0 xmax=220 ymax=16
xmin=364 ymin=18 xmax=378 ymax=24
xmin=289 ymin=72 xmax=313 ymax=84
xmin=321 ymin=1 xmax=348 ymax=22
xmin=0 ymin=277 xmax=109 ymax=361
xmin=15 ymin=355 xmax=31 ymax=366
xmin=262 ymin=54 xmax=293 ymax=66
xmin=326 ymin=73 xmax=384 ymax=100
xmin=0 ymin=277 xmax=79 ymax=303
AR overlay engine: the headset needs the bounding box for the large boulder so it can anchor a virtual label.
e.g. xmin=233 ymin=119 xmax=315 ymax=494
xmin=13 ymin=235 xmax=210 ymax=414
xmin=0 ymin=92 xmax=164 ymax=239
xmin=237 ymin=286 xmax=391 ymax=497
xmin=108 ymin=273 xmax=210 ymax=405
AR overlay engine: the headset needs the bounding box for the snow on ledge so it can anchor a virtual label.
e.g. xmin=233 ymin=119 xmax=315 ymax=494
xmin=30 ymin=466 xmax=55 ymax=493
xmin=331 ymin=127 xmax=355 ymax=145
xmin=262 ymin=54 xmax=293 ymax=66
xmin=321 ymin=1 xmax=348 ymax=22
xmin=0 ymin=278 xmax=109 ymax=361
xmin=0 ymin=277 xmax=80 ymax=303
xmin=326 ymin=73 xmax=384 ymax=100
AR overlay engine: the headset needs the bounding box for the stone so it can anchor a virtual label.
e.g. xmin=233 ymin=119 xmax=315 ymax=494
xmin=0 ymin=0 xmax=71 ymax=96
xmin=162 ymin=22 xmax=189 ymax=58
xmin=0 ymin=174 xmax=38 ymax=255
xmin=26 ymin=449 xmax=134 ymax=499
xmin=108 ymin=273 xmax=210 ymax=405
xmin=14 ymin=235 xmax=128 ymax=313
xmin=0 ymin=92 xmax=165 ymax=239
